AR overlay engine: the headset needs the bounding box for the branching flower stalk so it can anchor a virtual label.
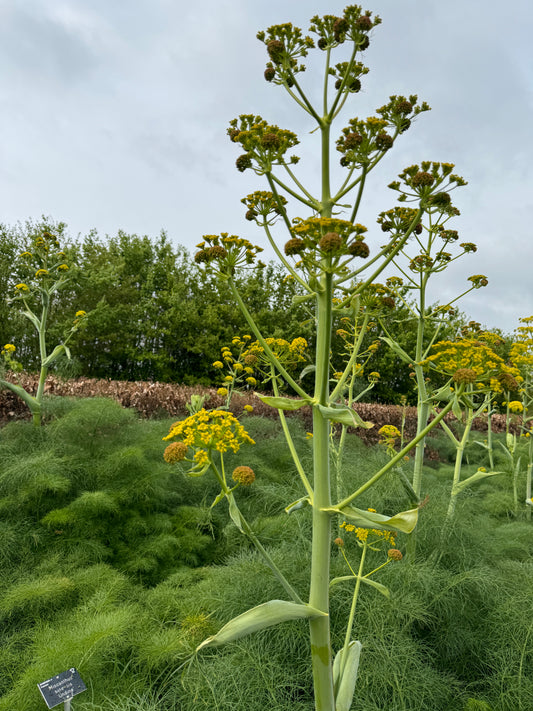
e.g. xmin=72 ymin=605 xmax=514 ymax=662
xmin=333 ymin=524 xmax=402 ymax=687
xmin=509 ymin=316 xmax=533 ymax=519
xmin=525 ymin=428 xmax=533 ymax=521
xmin=163 ymin=408 xmax=301 ymax=603
xmin=498 ymin=398 xmax=526 ymax=515
xmin=424 ymin=336 xmax=521 ymax=525
xmin=330 ymin=310 xmax=378 ymax=504
xmin=0 ymin=230 xmax=88 ymax=426
xmin=439 ymin=386 xmax=493 ymax=521
xmin=378 ymin=204 xmax=484 ymax=503
xmin=166 ymin=8 xmax=484 ymax=710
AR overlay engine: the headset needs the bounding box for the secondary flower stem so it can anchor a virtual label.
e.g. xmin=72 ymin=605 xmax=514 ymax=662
xmin=228 ymin=490 xmax=304 ymax=605
xmin=211 ymin=458 xmax=304 ymax=604
xmin=271 ymin=367 xmax=314 ymax=499
xmin=228 ymin=280 xmax=309 ymax=400
xmin=446 ymin=405 xmax=475 ymax=521
xmin=340 ymin=543 xmax=367 ymax=681
xmin=33 ymin=292 xmax=50 ymax=426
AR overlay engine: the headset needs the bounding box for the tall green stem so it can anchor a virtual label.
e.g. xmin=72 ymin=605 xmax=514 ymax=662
xmin=307 ymin=112 xmax=336 ymax=705
xmin=412 ymin=274 xmax=429 ymax=498
xmin=308 ymin=274 xmax=335 ymax=710
xmin=32 ymin=295 xmax=50 ymax=426
xmin=527 ymin=433 xmax=533 ymax=522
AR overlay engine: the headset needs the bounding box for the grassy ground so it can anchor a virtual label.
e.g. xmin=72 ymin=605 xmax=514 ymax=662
xmin=0 ymin=397 xmax=532 ymax=710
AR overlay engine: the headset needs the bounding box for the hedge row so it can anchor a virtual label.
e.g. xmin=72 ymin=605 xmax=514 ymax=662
xmin=1 ymin=372 xmax=519 ymax=449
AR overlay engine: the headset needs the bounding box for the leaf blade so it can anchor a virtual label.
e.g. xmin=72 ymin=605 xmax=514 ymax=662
xmin=255 ymin=394 xmax=310 ymax=411
xmin=333 ymin=641 xmax=363 ymax=711
xmin=452 ymin=470 xmax=502 ymax=496
xmin=196 ymin=600 xmax=327 ymax=652
xmin=325 ymin=505 xmax=418 ymax=534
xmin=318 ymin=404 xmax=373 ymax=429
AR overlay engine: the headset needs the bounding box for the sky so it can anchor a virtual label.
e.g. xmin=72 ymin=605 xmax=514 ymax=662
xmin=0 ymin=0 xmax=532 ymax=333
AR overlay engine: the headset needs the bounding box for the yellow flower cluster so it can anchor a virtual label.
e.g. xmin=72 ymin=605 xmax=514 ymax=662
xmin=195 ymin=233 xmax=264 ymax=270
xmin=1 ymin=343 xmax=22 ymax=372
xmin=378 ymin=424 xmax=400 ymax=439
xmin=227 ymin=114 xmax=300 ymax=166
xmin=13 ymin=231 xmax=73 ymax=296
xmin=214 ymin=336 xmax=258 ymax=400
xmin=287 ymin=217 xmax=369 ymax=264
xmin=510 ymin=342 xmax=533 ymax=370
xmin=377 ymin=206 xmax=420 ymax=234
xmin=241 ymin=191 xmax=287 ymax=224
xmin=163 ymin=409 xmax=255 ymax=461
xmin=510 ymin=317 xmax=533 ymax=379
xmin=292 ymin=216 xmax=366 ymax=241
xmin=214 ymin=334 xmax=308 ymax=402
xmin=243 ymin=336 xmax=308 ymax=374
xmin=73 ymin=310 xmax=88 ymax=325
xmin=340 ymin=520 xmax=396 ymax=546
xmin=423 ymin=338 xmax=521 ymax=392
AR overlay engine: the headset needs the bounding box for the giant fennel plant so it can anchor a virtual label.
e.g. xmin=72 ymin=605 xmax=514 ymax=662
xmin=0 ymin=229 xmax=87 ymax=426
xmin=163 ymin=7 xmax=479 ymax=710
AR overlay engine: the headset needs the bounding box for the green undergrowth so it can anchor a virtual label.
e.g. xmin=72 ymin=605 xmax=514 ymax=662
xmin=1 ymin=397 xmax=532 ymax=710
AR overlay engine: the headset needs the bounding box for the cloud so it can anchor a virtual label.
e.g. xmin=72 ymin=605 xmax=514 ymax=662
xmin=0 ymin=0 xmax=531 ymax=331
xmin=0 ymin=2 xmax=112 ymax=87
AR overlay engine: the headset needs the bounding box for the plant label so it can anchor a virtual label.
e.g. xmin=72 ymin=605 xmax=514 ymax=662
xmin=37 ymin=668 xmax=86 ymax=708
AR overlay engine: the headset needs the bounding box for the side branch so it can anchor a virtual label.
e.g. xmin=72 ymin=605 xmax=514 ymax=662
xmin=336 ymin=389 xmax=463 ymax=509
xmin=228 ymin=280 xmax=310 ymax=400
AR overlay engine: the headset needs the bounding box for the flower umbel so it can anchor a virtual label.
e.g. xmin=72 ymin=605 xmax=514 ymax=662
xmin=232 ymin=465 xmax=256 ymax=486
xmin=163 ymin=409 xmax=255 ymax=474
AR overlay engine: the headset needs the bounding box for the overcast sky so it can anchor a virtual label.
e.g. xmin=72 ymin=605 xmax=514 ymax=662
xmin=0 ymin=0 xmax=531 ymax=333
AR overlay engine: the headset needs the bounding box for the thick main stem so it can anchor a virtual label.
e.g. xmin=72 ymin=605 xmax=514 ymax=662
xmin=307 ymin=112 xmax=336 ymax=710
xmin=412 ymin=276 xmax=429 ymax=498
xmin=309 ymin=277 xmax=335 ymax=711
xmin=309 ymin=118 xmax=335 ymax=706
